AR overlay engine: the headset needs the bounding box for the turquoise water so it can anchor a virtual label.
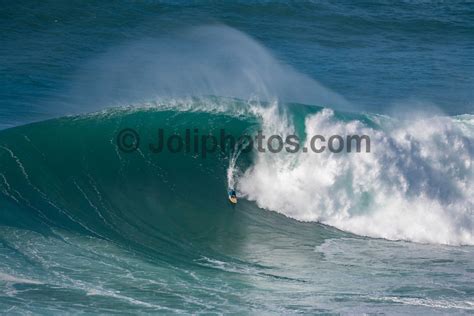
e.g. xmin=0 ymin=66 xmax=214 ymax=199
xmin=1 ymin=1 xmax=473 ymax=314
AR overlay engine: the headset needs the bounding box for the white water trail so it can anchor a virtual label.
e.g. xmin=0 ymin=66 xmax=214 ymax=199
xmin=227 ymin=128 xmax=254 ymax=191
xmin=227 ymin=153 xmax=238 ymax=190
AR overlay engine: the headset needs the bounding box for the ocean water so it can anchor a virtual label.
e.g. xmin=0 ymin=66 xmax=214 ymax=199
xmin=1 ymin=1 xmax=473 ymax=314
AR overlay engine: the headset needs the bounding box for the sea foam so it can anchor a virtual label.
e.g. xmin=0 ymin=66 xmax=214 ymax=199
xmin=238 ymin=107 xmax=473 ymax=245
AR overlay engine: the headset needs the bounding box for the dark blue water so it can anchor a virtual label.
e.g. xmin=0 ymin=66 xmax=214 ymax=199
xmin=2 ymin=1 xmax=473 ymax=129
xmin=1 ymin=1 xmax=473 ymax=314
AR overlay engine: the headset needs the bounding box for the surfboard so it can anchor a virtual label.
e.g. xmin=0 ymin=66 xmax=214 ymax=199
xmin=228 ymin=189 xmax=237 ymax=204
xmin=228 ymin=195 xmax=237 ymax=204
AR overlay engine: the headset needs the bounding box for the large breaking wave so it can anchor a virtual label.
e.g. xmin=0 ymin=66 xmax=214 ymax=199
xmin=0 ymin=99 xmax=472 ymax=246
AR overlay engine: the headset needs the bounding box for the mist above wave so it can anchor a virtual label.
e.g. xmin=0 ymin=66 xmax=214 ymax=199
xmin=69 ymin=25 xmax=349 ymax=114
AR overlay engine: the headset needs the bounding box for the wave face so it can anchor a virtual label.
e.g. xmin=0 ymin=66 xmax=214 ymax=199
xmin=0 ymin=99 xmax=473 ymax=313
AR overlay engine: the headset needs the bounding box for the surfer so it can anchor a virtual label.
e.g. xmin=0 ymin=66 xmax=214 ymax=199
xmin=228 ymin=189 xmax=237 ymax=204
